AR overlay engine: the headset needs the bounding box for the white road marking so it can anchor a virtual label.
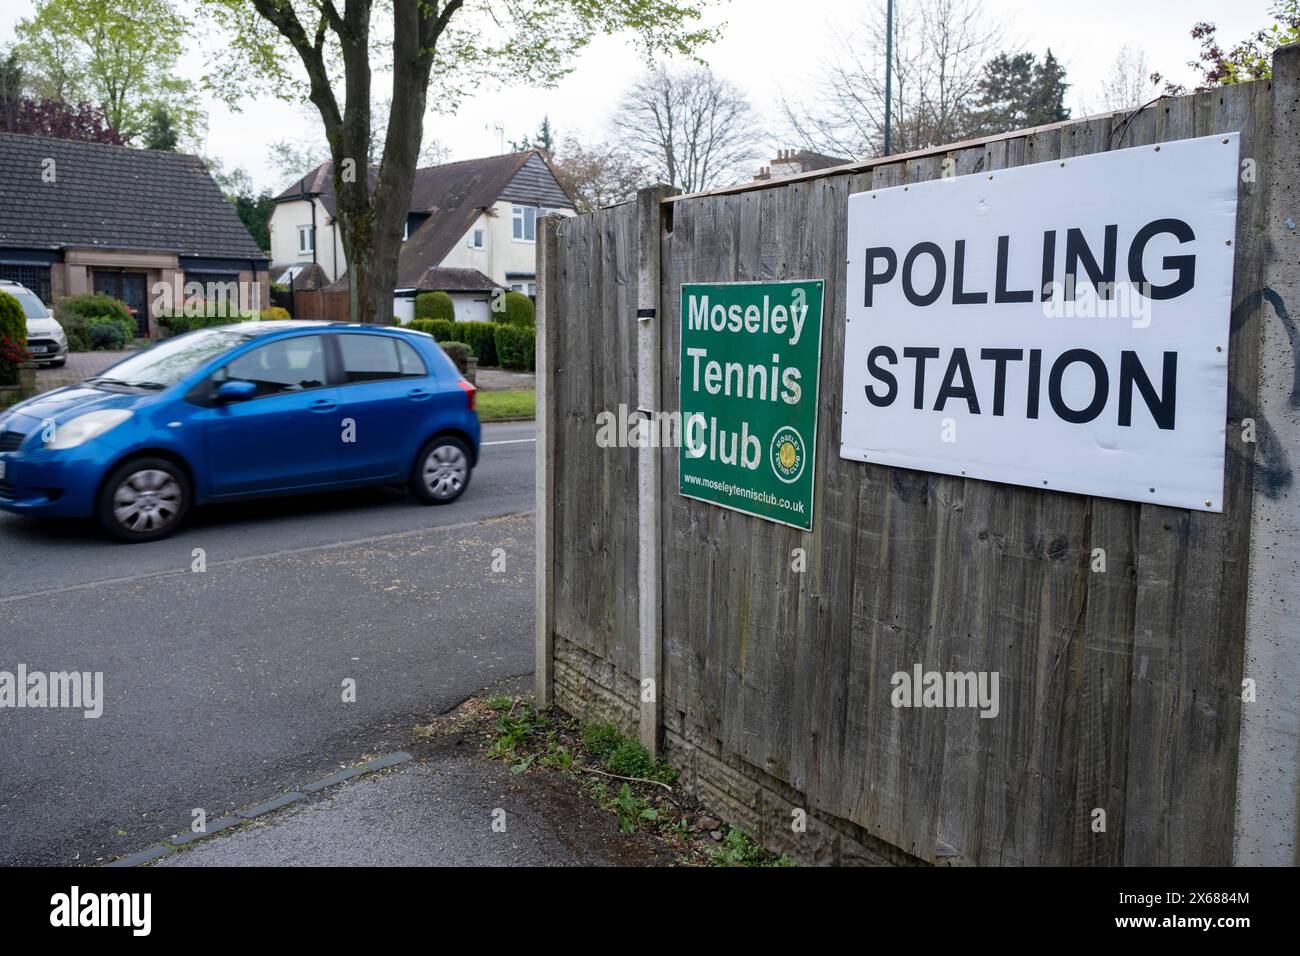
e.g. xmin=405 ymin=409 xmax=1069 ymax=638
xmin=482 ymin=438 xmax=536 ymax=446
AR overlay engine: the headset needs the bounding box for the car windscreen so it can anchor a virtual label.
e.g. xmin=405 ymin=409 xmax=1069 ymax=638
xmin=8 ymin=289 xmax=50 ymax=319
xmin=91 ymin=328 xmax=253 ymax=388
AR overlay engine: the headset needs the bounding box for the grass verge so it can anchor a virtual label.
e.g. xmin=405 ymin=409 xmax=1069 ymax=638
xmin=477 ymin=388 xmax=535 ymax=422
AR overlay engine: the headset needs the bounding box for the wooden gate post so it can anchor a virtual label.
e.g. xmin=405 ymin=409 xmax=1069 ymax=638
xmin=535 ymin=215 xmax=561 ymax=708
xmin=636 ymin=185 xmax=679 ymax=755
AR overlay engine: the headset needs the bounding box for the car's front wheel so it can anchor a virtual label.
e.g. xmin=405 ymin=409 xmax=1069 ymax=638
xmin=409 ymin=436 xmax=472 ymax=505
xmin=97 ymin=457 xmax=191 ymax=542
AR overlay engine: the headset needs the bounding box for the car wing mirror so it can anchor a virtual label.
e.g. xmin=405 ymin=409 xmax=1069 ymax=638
xmin=215 ymin=380 xmax=257 ymax=403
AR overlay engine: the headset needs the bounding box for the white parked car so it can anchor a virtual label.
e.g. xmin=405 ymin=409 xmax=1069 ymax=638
xmin=0 ymin=279 xmax=68 ymax=367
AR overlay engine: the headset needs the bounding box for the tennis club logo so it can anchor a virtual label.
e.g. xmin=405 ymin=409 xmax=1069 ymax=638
xmin=770 ymin=426 xmax=806 ymax=484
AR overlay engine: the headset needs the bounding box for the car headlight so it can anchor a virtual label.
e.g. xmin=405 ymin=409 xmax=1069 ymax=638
xmin=47 ymin=409 xmax=133 ymax=449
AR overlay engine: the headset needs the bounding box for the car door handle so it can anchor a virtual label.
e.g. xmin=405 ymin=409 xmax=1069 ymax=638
xmin=406 ymin=388 xmax=433 ymax=401
xmin=308 ymin=398 xmax=338 ymax=413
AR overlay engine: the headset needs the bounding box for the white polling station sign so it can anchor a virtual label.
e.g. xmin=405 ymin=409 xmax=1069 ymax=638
xmin=841 ymin=133 xmax=1240 ymax=511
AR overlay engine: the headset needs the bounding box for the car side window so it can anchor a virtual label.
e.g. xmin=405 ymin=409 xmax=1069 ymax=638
xmin=338 ymin=334 xmax=427 ymax=383
xmin=215 ymin=335 xmax=328 ymax=398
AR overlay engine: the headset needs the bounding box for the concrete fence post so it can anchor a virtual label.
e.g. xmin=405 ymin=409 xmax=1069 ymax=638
xmin=535 ymin=215 xmax=561 ymax=709
xmin=1234 ymin=40 xmax=1300 ymax=866
xmin=636 ymin=185 xmax=678 ymax=755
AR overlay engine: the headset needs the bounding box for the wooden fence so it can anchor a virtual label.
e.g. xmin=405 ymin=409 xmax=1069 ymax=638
xmin=535 ymin=45 xmax=1300 ymax=866
xmin=289 ymin=289 xmax=351 ymax=323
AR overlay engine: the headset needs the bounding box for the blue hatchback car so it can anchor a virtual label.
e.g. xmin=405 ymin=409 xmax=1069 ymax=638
xmin=0 ymin=321 xmax=480 ymax=542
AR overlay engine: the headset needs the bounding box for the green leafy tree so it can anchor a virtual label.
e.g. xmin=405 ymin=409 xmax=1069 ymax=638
xmin=970 ymin=49 xmax=1069 ymax=135
xmin=198 ymin=0 xmax=718 ymax=326
xmin=0 ymin=50 xmax=23 ymax=128
xmin=207 ymin=160 xmax=273 ymax=250
xmin=15 ymin=0 xmax=202 ymax=144
xmin=143 ymin=105 xmax=178 ymax=150
xmin=1029 ymin=50 xmax=1069 ymax=124
xmin=511 ymin=115 xmax=556 ymax=153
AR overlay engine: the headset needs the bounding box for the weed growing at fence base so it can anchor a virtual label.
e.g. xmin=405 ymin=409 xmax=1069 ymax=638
xmin=482 ymin=702 xmax=788 ymax=866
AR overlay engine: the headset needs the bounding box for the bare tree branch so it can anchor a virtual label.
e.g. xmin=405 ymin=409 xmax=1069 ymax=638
xmin=612 ymin=63 xmax=762 ymax=193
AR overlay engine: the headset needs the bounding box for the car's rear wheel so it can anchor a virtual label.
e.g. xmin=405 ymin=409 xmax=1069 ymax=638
xmin=410 ymin=436 xmax=472 ymax=505
xmin=97 ymin=457 xmax=191 ymax=542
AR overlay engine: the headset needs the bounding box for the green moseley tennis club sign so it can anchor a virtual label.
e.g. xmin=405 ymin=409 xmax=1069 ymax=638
xmin=678 ymin=280 xmax=825 ymax=531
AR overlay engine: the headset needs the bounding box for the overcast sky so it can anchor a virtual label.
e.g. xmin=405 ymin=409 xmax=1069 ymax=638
xmin=0 ymin=0 xmax=1277 ymax=192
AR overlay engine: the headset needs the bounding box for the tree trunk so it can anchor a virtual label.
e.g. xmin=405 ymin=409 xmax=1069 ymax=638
xmin=332 ymin=0 xmax=438 ymax=325
xmin=250 ymin=0 xmax=451 ymax=325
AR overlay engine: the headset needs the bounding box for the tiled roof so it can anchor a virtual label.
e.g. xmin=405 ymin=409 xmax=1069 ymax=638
xmin=0 ymin=132 xmax=265 ymax=260
xmin=407 ymin=267 xmax=499 ymax=293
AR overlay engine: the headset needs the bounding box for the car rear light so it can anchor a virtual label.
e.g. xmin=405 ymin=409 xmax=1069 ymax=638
xmin=457 ymin=378 xmax=476 ymax=411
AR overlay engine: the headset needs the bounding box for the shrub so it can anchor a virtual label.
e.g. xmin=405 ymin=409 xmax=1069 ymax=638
xmin=0 ymin=291 xmax=26 ymax=347
xmin=56 ymin=293 xmax=136 ymax=350
xmin=414 ymin=290 xmax=455 ymax=321
xmin=500 ymin=290 xmax=535 ymax=327
xmin=260 ymin=306 xmax=291 ymax=322
xmin=457 ymin=321 xmax=499 ymax=366
xmin=408 ymin=317 xmax=456 ymax=341
xmin=161 ymin=300 xmax=255 ymax=335
xmin=440 ymin=341 xmax=472 ymax=374
xmin=0 ymin=335 xmax=26 ymax=385
xmin=494 ymin=323 xmax=535 ymax=370
xmin=88 ymin=318 xmax=127 ymax=350
xmin=0 ymin=292 xmax=26 ymax=383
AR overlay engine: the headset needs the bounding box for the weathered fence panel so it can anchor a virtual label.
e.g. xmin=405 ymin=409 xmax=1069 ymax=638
xmin=540 ymin=48 xmax=1298 ymax=866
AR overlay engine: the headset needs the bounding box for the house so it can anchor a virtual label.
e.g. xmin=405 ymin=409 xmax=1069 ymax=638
xmin=0 ymin=131 xmax=269 ymax=337
xmin=754 ymin=148 xmax=851 ymax=181
xmin=270 ymin=150 xmax=576 ymax=323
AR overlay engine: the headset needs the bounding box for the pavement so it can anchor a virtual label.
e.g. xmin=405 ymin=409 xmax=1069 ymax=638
xmin=0 ymin=421 xmax=540 ymax=866
xmin=147 ymin=680 xmax=674 ymax=868
xmin=475 ymin=368 xmax=534 ymax=391
xmin=33 ymin=350 xmax=132 ymax=391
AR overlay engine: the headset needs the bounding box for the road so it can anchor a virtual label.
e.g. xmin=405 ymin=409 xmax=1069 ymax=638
xmin=0 ymin=421 xmax=537 ymax=865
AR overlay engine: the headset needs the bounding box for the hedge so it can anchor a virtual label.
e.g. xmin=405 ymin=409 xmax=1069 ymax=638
xmin=415 ymin=290 xmax=455 ymax=321
xmin=441 ymin=341 xmax=472 ymax=375
xmin=260 ymin=306 xmax=291 ymax=322
xmin=408 ymin=318 xmax=456 ymax=341
xmin=456 ymin=321 xmax=499 ymax=366
xmin=494 ymin=323 xmax=535 ymax=370
xmin=499 ymin=290 xmax=535 ymax=327
xmin=162 ymin=313 xmax=253 ymax=335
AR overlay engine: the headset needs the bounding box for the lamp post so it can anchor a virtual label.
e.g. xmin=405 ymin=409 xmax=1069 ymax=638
xmin=883 ymin=0 xmax=894 ymax=156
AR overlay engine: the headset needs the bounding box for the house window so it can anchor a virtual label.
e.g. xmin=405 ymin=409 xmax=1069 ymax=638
xmin=298 ymin=225 xmax=315 ymax=255
xmin=510 ymin=281 xmax=537 ymax=297
xmin=469 ymin=228 xmax=485 ymax=249
xmin=0 ymin=264 xmax=52 ymax=304
xmin=512 ymin=206 xmax=537 ymax=243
